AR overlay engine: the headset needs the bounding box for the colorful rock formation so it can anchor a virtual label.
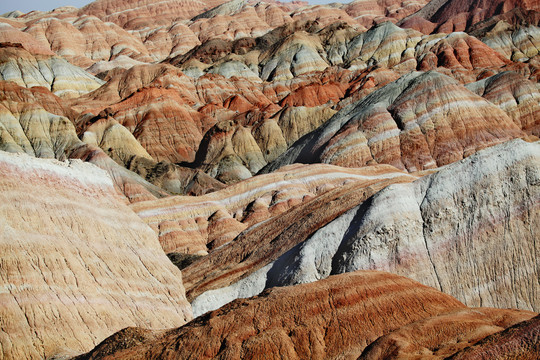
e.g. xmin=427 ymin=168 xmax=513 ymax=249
xmin=0 ymin=151 xmax=192 ymax=360
xmin=185 ymin=139 xmax=539 ymax=317
xmin=131 ymin=163 xmax=417 ymax=256
xmin=0 ymin=0 xmax=538 ymax=358
xmin=75 ymin=271 xmax=536 ymax=360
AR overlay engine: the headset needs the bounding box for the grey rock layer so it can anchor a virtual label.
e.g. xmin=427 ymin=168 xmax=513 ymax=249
xmin=192 ymin=139 xmax=540 ymax=316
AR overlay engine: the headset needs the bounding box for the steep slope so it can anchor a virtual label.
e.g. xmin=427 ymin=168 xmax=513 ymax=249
xmin=0 ymin=151 xmax=192 ymax=360
xmin=263 ymin=70 xmax=523 ymax=174
xmin=466 ymin=71 xmax=540 ymax=136
xmin=399 ymin=0 xmax=540 ymax=34
xmin=448 ymin=314 xmax=540 ymax=360
xmin=0 ymin=80 xmax=170 ymax=202
xmin=131 ymin=163 xmax=417 ymax=255
xmin=76 ymin=271 xmax=537 ymax=360
xmin=0 ymin=45 xmax=103 ymax=98
xmin=233 ymin=139 xmax=539 ymax=312
xmin=78 ymin=0 xmax=227 ymax=29
xmin=359 ymin=309 xmax=538 ymax=359
xmin=184 ymin=139 xmax=538 ymax=316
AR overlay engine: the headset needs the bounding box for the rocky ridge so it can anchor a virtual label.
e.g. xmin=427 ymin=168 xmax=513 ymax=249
xmin=187 ymin=139 xmax=539 ymax=316
xmin=76 ymin=271 xmax=537 ymax=360
xmin=0 ymin=0 xmax=538 ymax=358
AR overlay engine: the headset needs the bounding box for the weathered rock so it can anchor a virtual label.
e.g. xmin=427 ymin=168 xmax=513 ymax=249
xmin=189 ymin=139 xmax=539 ymax=316
xmin=466 ymin=71 xmax=540 ymax=136
xmin=0 ymin=22 xmax=55 ymax=55
xmin=259 ymin=31 xmax=329 ymax=81
xmin=343 ymin=0 xmax=430 ymax=28
xmin=0 ymin=151 xmax=192 ymax=360
xmin=359 ymin=308 xmax=537 ymax=359
xmin=0 ymin=80 xmax=170 ymax=202
xmin=131 ymin=163 xmax=416 ymax=257
xmin=448 ymin=314 xmax=540 ymax=360
xmin=480 ymin=22 xmax=540 ymax=63
xmin=263 ymin=71 xmax=523 ymax=173
xmin=75 ymin=271 xmax=469 ymax=360
xmin=0 ymin=45 xmax=103 ymax=98
xmin=399 ymin=0 xmax=540 ymax=34
xmin=78 ymin=0 xmax=227 ymax=30
xmin=274 ymin=139 xmax=539 ymax=310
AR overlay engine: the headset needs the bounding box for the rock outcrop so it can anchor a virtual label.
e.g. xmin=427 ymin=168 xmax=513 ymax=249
xmin=448 ymin=314 xmax=540 ymax=360
xmin=220 ymin=139 xmax=538 ymax=315
xmin=263 ymin=70 xmax=524 ymax=173
xmin=0 ymin=151 xmax=192 ymax=360
xmin=0 ymin=45 xmax=103 ymax=98
xmin=359 ymin=308 xmax=538 ymax=359
xmin=75 ymin=271 xmax=536 ymax=360
xmin=466 ymin=71 xmax=540 ymax=136
xmin=131 ymin=163 xmax=417 ymax=256
xmin=399 ymin=0 xmax=540 ymax=34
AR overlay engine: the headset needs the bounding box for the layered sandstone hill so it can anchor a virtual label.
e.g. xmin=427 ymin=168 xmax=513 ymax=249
xmin=263 ymin=70 xmax=524 ymax=173
xmin=448 ymin=314 xmax=540 ymax=360
xmin=0 ymin=151 xmax=192 ymax=360
xmin=65 ymin=19 xmax=540 ymax=184
xmin=399 ymin=0 xmax=540 ymax=34
xmin=0 ymin=0 xmax=538 ymax=358
xmin=0 ymin=77 xmax=220 ymax=199
xmin=0 ymin=45 xmax=103 ymax=98
xmin=184 ymin=139 xmax=539 ymax=316
xmin=130 ymin=163 xmax=418 ymax=255
xmin=76 ymin=271 xmax=537 ymax=360
xmin=0 ymin=0 xmax=435 ymax=69
xmin=0 ymin=79 xmax=172 ymax=202
xmin=359 ymin=311 xmax=540 ymax=359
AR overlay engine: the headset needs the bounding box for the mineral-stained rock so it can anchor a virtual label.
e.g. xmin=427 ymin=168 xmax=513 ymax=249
xmin=358 ymin=308 xmax=537 ymax=359
xmin=274 ymin=105 xmax=337 ymax=146
xmin=271 ymin=139 xmax=539 ymax=311
xmin=0 ymin=151 xmax=192 ymax=360
xmin=188 ymin=139 xmax=539 ymax=316
xmin=0 ymin=45 xmax=103 ymax=98
xmin=259 ymin=31 xmax=329 ymax=81
xmin=74 ymin=271 xmax=470 ymax=360
xmin=448 ymin=314 xmax=540 ymax=360
xmin=466 ymin=71 xmax=540 ymax=136
xmin=0 ymin=82 xmax=81 ymax=159
xmin=0 ymin=22 xmax=55 ymax=55
xmin=343 ymin=0 xmax=430 ymax=28
xmin=131 ymin=163 xmax=416 ymax=256
xmin=78 ymin=0 xmax=227 ymax=30
xmin=339 ymin=21 xmax=423 ymax=70
xmin=480 ymin=22 xmax=540 ymax=63
xmin=399 ymin=0 xmax=540 ymax=34
xmin=0 ymin=80 xmax=170 ymax=202
xmin=23 ymin=15 xmax=153 ymax=68
xmin=263 ymin=70 xmax=524 ymax=173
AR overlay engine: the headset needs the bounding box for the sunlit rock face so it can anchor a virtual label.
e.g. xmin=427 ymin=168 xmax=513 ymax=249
xmin=0 ymin=45 xmax=103 ymax=98
xmin=0 ymin=0 xmax=539 ymax=358
xmin=0 ymin=151 xmax=192 ymax=360
xmin=131 ymin=162 xmax=417 ymax=255
xmin=263 ymin=71 xmax=524 ymax=174
xmin=185 ymin=139 xmax=539 ymax=316
xmin=74 ymin=271 xmax=536 ymax=360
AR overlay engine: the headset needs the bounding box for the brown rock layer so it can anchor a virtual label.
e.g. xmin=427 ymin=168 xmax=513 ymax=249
xmin=76 ymin=271 xmax=467 ymax=360
xmin=359 ymin=308 xmax=536 ymax=359
xmin=448 ymin=314 xmax=540 ymax=360
xmin=131 ymin=163 xmax=416 ymax=256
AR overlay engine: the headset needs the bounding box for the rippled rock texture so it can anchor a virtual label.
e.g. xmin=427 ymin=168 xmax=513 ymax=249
xmin=0 ymin=0 xmax=539 ymax=358
xmin=0 ymin=151 xmax=192 ymax=360
xmin=76 ymin=271 xmax=536 ymax=360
